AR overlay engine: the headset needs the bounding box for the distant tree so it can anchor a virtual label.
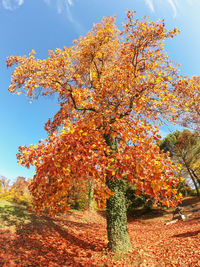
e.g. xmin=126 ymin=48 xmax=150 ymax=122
xmin=159 ymin=131 xmax=180 ymax=156
xmin=176 ymin=76 xmax=200 ymax=132
xmin=125 ymin=181 xmax=153 ymax=212
xmin=160 ymin=130 xmax=200 ymax=196
xmin=10 ymin=176 xmax=30 ymax=202
xmin=67 ymin=177 xmax=93 ymax=210
xmin=0 ymin=175 xmax=10 ymax=194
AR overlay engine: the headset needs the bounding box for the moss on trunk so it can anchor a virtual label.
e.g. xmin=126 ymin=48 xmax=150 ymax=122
xmin=106 ymin=178 xmax=132 ymax=252
xmin=104 ymin=131 xmax=132 ymax=252
xmin=88 ymin=178 xmax=94 ymax=210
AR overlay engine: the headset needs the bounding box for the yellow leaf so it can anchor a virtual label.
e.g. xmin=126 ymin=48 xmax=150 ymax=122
xmin=151 ymin=180 xmax=161 ymax=193
xmin=55 ymin=163 xmax=61 ymax=167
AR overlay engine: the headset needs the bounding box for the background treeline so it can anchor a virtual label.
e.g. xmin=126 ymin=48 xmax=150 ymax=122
xmin=1 ymin=129 xmax=199 ymax=211
xmin=0 ymin=176 xmax=32 ymax=205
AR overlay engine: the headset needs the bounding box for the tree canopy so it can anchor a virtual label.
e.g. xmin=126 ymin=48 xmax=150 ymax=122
xmin=160 ymin=130 xmax=200 ymax=196
xmin=7 ymin=11 xmax=195 ymax=251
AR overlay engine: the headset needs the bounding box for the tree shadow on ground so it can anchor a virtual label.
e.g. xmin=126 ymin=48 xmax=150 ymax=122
xmin=181 ymin=196 xmax=200 ymax=207
xmin=0 ymin=204 xmax=40 ymax=228
xmin=127 ymin=208 xmax=168 ymax=222
xmin=0 ymin=204 xmax=106 ymax=266
xmin=96 ymin=207 xmax=168 ymax=223
xmin=182 ymin=215 xmax=200 ymax=226
xmin=96 ymin=210 xmax=106 ymax=219
xmin=172 ymin=229 xmax=200 ymax=238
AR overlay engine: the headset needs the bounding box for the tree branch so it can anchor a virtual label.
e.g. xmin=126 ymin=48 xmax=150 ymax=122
xmin=53 ymin=80 xmax=98 ymax=113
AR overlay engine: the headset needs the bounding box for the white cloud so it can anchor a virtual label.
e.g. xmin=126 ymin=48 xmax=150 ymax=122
xmin=65 ymin=0 xmax=84 ymax=33
xmin=145 ymin=0 xmax=155 ymax=12
xmin=43 ymin=0 xmax=83 ymax=33
xmin=167 ymin=0 xmax=177 ymax=17
xmin=44 ymin=0 xmax=73 ymax=14
xmin=2 ymin=0 xmax=24 ymax=10
xmin=145 ymin=0 xmax=179 ymax=17
xmin=67 ymin=0 xmax=73 ymax=6
xmin=43 ymin=0 xmax=51 ymax=5
xmin=56 ymin=0 xmax=63 ymax=14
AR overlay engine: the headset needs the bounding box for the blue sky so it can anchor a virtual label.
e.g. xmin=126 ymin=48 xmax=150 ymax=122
xmin=0 ymin=0 xmax=200 ymax=182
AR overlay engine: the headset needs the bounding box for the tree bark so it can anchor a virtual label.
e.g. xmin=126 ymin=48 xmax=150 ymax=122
xmin=106 ymin=177 xmax=132 ymax=252
xmin=190 ymin=169 xmax=200 ymax=196
xmin=104 ymin=132 xmax=132 ymax=252
xmin=187 ymin=167 xmax=200 ymax=197
xmin=181 ymin=157 xmax=200 ymax=197
xmin=88 ymin=178 xmax=94 ymax=210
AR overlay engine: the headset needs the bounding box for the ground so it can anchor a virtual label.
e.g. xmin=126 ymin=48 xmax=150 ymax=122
xmin=0 ymin=197 xmax=200 ymax=266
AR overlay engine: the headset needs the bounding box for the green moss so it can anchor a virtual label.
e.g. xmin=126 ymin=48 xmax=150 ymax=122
xmin=106 ymin=178 xmax=132 ymax=252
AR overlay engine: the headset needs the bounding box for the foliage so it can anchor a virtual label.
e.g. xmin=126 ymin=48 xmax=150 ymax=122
xmin=0 ymin=175 xmax=11 ymax=200
xmin=125 ymin=181 xmax=153 ymax=212
xmin=177 ymin=75 xmax=200 ymax=132
xmin=0 ymin=176 xmax=32 ymax=206
xmin=176 ymin=181 xmax=193 ymax=197
xmin=160 ymin=130 xmax=200 ymax=196
xmin=8 ymin=11 xmax=195 ymax=251
xmin=10 ymin=176 xmax=32 ymax=205
xmin=67 ymin=178 xmax=92 ymax=210
xmin=7 ymin=11 xmax=184 ymax=213
xmin=0 ymin=175 xmax=10 ymax=194
xmin=159 ymin=130 xmax=180 ymax=156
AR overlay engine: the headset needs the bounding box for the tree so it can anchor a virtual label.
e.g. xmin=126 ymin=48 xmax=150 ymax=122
xmin=160 ymin=130 xmax=200 ymax=196
xmin=159 ymin=131 xmax=180 ymax=157
xmin=0 ymin=175 xmax=10 ymax=194
xmin=176 ymin=76 xmax=200 ymax=132
xmin=67 ymin=176 xmax=93 ymax=210
xmin=10 ymin=176 xmax=31 ymax=204
xmin=7 ymin=12 xmax=187 ymax=252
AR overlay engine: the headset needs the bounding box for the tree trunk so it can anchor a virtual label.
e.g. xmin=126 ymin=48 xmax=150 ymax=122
xmin=187 ymin=167 xmax=200 ymax=197
xmin=181 ymin=157 xmax=200 ymax=197
xmin=190 ymin=169 xmax=200 ymax=196
xmin=88 ymin=178 xmax=94 ymax=210
xmin=106 ymin=177 xmax=132 ymax=252
xmin=104 ymin=132 xmax=132 ymax=252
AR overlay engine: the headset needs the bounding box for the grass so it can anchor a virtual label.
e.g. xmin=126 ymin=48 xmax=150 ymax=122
xmin=0 ymin=198 xmax=45 ymax=233
xmin=0 ymin=199 xmax=29 ymax=232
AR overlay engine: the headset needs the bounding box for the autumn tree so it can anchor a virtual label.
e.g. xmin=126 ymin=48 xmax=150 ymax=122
xmin=160 ymin=130 xmax=200 ymax=196
xmin=10 ymin=176 xmax=32 ymax=204
xmin=7 ymin=12 xmax=188 ymax=252
xmin=67 ymin=176 xmax=94 ymax=210
xmin=175 ymin=76 xmax=200 ymax=132
xmin=0 ymin=175 xmax=10 ymax=194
